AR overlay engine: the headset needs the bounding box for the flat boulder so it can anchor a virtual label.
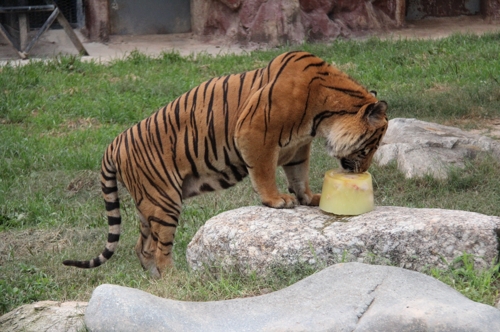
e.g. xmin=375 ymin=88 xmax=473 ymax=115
xmin=84 ymin=263 xmax=500 ymax=331
xmin=374 ymin=118 xmax=500 ymax=178
xmin=0 ymin=301 xmax=87 ymax=332
xmin=187 ymin=206 xmax=500 ymax=274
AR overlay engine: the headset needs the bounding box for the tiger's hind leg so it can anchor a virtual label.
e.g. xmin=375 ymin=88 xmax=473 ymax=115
xmin=135 ymin=209 xmax=158 ymax=277
xmin=134 ymin=201 xmax=180 ymax=278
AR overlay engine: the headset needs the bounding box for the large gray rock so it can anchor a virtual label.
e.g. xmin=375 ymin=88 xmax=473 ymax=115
xmin=84 ymin=263 xmax=500 ymax=331
xmin=0 ymin=301 xmax=87 ymax=332
xmin=374 ymin=118 xmax=500 ymax=179
xmin=187 ymin=206 xmax=500 ymax=274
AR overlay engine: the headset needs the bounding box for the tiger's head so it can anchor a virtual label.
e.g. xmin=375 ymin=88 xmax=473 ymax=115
xmin=288 ymin=56 xmax=388 ymax=173
xmin=325 ymin=100 xmax=388 ymax=173
xmin=303 ymin=61 xmax=389 ymax=173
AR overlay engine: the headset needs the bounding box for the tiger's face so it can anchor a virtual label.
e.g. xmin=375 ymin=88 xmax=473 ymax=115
xmin=325 ymin=101 xmax=388 ymax=173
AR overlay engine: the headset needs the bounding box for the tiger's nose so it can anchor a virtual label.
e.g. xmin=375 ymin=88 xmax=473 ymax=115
xmin=340 ymin=158 xmax=355 ymax=172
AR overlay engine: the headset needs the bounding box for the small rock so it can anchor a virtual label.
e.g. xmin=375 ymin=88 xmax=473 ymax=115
xmin=0 ymin=301 xmax=87 ymax=332
xmin=375 ymin=118 xmax=500 ymax=178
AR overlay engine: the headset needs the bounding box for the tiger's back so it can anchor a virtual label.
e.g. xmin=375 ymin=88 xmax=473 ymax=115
xmin=113 ymin=69 xmax=264 ymax=200
xmin=63 ymin=51 xmax=388 ymax=277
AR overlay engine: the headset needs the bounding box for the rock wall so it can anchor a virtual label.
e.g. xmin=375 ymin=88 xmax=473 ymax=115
xmin=484 ymin=0 xmax=500 ymax=20
xmin=79 ymin=1 xmax=500 ymax=43
xmin=191 ymin=0 xmax=406 ymax=45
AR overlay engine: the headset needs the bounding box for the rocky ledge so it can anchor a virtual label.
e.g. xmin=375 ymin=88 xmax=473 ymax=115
xmin=84 ymin=263 xmax=500 ymax=331
xmin=187 ymin=205 xmax=500 ymax=274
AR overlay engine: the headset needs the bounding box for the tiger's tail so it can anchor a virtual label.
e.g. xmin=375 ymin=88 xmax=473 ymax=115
xmin=63 ymin=148 xmax=121 ymax=269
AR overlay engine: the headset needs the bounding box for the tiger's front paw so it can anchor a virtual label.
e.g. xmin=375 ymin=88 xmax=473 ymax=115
xmin=311 ymin=193 xmax=321 ymax=206
xmin=293 ymin=190 xmax=321 ymax=206
xmin=262 ymin=194 xmax=297 ymax=209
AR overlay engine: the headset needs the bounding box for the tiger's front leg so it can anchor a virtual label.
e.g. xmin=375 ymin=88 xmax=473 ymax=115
xmin=282 ymin=143 xmax=321 ymax=206
xmin=250 ymin=168 xmax=298 ymax=208
xmin=242 ymin=147 xmax=298 ymax=209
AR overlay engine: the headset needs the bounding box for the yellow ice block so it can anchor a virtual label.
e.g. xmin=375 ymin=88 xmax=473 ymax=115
xmin=319 ymin=169 xmax=374 ymax=216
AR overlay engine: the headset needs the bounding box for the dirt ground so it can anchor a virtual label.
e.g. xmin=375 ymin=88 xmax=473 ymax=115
xmin=0 ymin=29 xmax=251 ymax=64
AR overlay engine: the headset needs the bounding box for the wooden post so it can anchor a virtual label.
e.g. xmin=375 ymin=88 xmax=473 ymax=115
xmin=84 ymin=0 xmax=110 ymax=42
xmin=19 ymin=13 xmax=28 ymax=50
xmin=395 ymin=0 xmax=406 ymax=27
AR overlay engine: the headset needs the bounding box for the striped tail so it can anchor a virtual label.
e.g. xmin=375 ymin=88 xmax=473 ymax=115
xmin=63 ymin=152 xmax=121 ymax=269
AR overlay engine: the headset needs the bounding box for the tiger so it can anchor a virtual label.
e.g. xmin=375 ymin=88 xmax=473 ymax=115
xmin=63 ymin=51 xmax=388 ymax=278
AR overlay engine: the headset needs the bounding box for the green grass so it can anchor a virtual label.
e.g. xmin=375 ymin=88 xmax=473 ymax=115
xmin=1 ymin=33 xmax=500 ymax=315
xmin=429 ymin=254 xmax=500 ymax=305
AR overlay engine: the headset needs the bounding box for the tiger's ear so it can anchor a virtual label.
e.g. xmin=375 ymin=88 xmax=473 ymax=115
xmin=364 ymin=101 xmax=387 ymax=127
xmin=369 ymin=90 xmax=377 ymax=97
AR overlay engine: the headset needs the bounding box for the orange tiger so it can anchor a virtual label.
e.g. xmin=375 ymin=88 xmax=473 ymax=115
xmin=63 ymin=51 xmax=388 ymax=278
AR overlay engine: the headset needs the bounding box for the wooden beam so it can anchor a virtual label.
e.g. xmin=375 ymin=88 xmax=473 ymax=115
xmin=22 ymin=7 xmax=59 ymax=57
xmin=56 ymin=8 xmax=89 ymax=56
xmin=0 ymin=1 xmax=89 ymax=59
xmin=0 ymin=22 xmax=24 ymax=58
xmin=0 ymin=23 xmax=18 ymax=50
xmin=0 ymin=5 xmax=55 ymax=13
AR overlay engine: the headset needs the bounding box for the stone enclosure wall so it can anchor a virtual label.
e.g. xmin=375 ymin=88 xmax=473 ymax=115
xmin=191 ymin=0 xmax=406 ymax=45
xmin=191 ymin=0 xmax=500 ymax=46
xmin=82 ymin=0 xmax=500 ymax=42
